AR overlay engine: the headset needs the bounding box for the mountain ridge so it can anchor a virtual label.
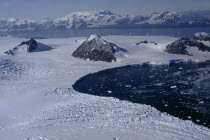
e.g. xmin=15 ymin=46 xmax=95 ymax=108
xmin=1 ymin=10 xmax=210 ymax=31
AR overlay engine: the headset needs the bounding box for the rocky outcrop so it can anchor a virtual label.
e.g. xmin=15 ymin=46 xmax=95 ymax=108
xmin=72 ymin=35 xmax=127 ymax=62
xmin=165 ymin=36 xmax=210 ymax=55
xmin=136 ymin=41 xmax=157 ymax=45
xmin=19 ymin=39 xmax=38 ymax=52
xmin=165 ymin=37 xmax=193 ymax=55
xmin=4 ymin=39 xmax=53 ymax=55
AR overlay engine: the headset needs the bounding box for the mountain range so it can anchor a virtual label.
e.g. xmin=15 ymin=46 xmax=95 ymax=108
xmin=1 ymin=10 xmax=210 ymax=31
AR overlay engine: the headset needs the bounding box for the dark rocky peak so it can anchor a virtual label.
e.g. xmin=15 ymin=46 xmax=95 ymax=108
xmin=18 ymin=39 xmax=38 ymax=52
xmin=72 ymin=35 xmax=127 ymax=62
xmin=165 ymin=36 xmax=210 ymax=55
xmin=164 ymin=37 xmax=192 ymax=55
xmin=4 ymin=39 xmax=53 ymax=55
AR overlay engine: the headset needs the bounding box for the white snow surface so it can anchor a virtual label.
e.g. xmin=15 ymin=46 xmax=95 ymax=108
xmin=0 ymin=35 xmax=210 ymax=140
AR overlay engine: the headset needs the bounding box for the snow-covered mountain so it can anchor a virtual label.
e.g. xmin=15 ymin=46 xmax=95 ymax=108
xmin=0 ymin=18 xmax=48 ymax=31
xmin=54 ymin=11 xmax=123 ymax=28
xmin=140 ymin=11 xmax=183 ymax=24
xmin=0 ymin=10 xmax=210 ymax=31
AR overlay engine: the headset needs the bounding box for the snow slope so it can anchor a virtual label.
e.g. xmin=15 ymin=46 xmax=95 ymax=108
xmin=0 ymin=36 xmax=210 ymax=140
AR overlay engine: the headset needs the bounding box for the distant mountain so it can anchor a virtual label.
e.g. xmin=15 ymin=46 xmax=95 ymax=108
xmin=54 ymin=11 xmax=121 ymax=28
xmin=0 ymin=18 xmax=49 ymax=31
xmin=0 ymin=10 xmax=210 ymax=31
xmin=143 ymin=11 xmax=183 ymax=24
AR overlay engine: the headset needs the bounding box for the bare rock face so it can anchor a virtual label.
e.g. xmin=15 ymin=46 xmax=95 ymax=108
xmin=72 ymin=35 xmax=127 ymax=62
xmin=164 ymin=37 xmax=210 ymax=55
xmin=190 ymin=32 xmax=210 ymax=41
xmin=165 ymin=37 xmax=194 ymax=55
xmin=19 ymin=39 xmax=38 ymax=52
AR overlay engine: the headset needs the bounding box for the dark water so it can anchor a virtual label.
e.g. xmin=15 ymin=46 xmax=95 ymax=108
xmin=5 ymin=27 xmax=210 ymax=39
xmin=73 ymin=61 xmax=210 ymax=128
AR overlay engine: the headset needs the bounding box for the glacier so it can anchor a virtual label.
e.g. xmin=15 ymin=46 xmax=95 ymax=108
xmin=0 ymin=35 xmax=210 ymax=139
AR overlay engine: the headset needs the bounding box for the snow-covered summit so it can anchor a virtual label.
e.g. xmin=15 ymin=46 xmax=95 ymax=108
xmin=146 ymin=11 xmax=182 ymax=24
xmin=87 ymin=34 xmax=102 ymax=41
xmin=54 ymin=10 xmax=122 ymax=28
xmin=191 ymin=32 xmax=210 ymax=41
xmin=194 ymin=32 xmax=209 ymax=37
xmin=57 ymin=10 xmax=115 ymax=21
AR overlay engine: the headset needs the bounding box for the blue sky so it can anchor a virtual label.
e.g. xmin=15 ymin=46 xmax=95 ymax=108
xmin=0 ymin=0 xmax=210 ymax=19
